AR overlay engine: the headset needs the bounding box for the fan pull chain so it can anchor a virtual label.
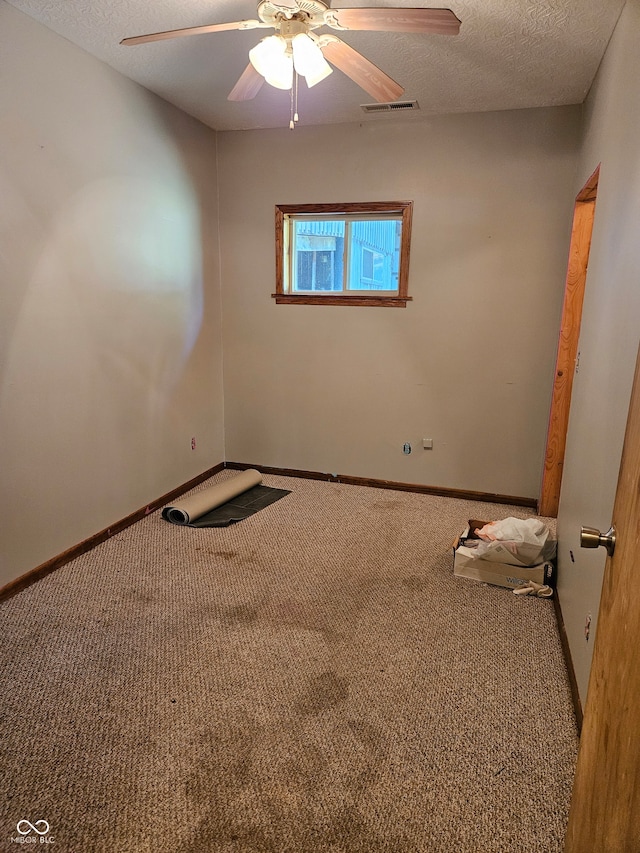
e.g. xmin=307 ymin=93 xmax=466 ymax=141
xmin=290 ymin=72 xmax=299 ymax=130
xmin=289 ymin=78 xmax=293 ymax=129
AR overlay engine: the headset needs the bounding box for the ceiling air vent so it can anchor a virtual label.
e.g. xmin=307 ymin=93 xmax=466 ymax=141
xmin=361 ymin=100 xmax=420 ymax=113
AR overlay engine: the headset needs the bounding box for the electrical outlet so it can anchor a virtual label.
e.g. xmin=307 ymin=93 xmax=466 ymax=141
xmin=402 ymin=442 xmax=412 ymax=455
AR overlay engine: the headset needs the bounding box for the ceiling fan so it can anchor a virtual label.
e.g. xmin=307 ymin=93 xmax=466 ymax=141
xmin=121 ymin=2 xmax=461 ymax=105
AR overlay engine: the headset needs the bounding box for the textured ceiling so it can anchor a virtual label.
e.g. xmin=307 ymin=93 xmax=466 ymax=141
xmin=5 ymin=0 xmax=625 ymax=131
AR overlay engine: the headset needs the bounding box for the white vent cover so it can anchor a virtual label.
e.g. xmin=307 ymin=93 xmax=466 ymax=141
xmin=360 ymin=100 xmax=420 ymax=113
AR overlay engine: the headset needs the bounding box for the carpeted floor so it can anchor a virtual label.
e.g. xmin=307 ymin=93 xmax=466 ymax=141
xmin=0 ymin=472 xmax=578 ymax=852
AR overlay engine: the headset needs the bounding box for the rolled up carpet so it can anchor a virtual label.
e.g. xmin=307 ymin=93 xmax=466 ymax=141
xmin=162 ymin=469 xmax=263 ymax=525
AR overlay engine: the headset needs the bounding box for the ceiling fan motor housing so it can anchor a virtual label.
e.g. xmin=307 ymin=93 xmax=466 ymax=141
xmin=257 ymin=0 xmax=330 ymax=30
xmin=278 ymin=17 xmax=312 ymax=38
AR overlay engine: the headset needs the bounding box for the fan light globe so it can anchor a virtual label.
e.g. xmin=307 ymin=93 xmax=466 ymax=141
xmin=249 ymin=35 xmax=293 ymax=89
xmin=292 ymin=33 xmax=332 ymax=87
xmin=265 ymin=63 xmax=294 ymax=90
xmin=302 ymin=58 xmax=333 ymax=87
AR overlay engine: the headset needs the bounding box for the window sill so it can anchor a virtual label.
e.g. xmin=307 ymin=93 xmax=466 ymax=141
xmin=271 ymin=294 xmax=412 ymax=307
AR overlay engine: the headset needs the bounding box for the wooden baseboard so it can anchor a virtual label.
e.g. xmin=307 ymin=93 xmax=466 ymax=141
xmin=553 ymin=593 xmax=584 ymax=733
xmin=225 ymin=462 xmax=538 ymax=508
xmin=0 ymin=461 xmax=538 ymax=604
xmin=0 ymin=462 xmax=225 ymax=604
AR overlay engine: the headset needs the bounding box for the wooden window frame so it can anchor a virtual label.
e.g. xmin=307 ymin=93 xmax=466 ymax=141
xmin=273 ymin=201 xmax=413 ymax=307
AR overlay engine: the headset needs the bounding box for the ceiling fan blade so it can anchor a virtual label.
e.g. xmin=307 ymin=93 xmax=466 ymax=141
xmin=325 ymin=7 xmax=461 ymax=34
xmin=320 ymin=38 xmax=404 ymax=102
xmin=228 ymin=64 xmax=265 ymax=101
xmin=120 ymin=20 xmax=266 ymax=47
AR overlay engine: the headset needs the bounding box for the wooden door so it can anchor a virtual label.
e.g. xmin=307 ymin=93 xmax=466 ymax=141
xmin=565 ymin=342 xmax=640 ymax=852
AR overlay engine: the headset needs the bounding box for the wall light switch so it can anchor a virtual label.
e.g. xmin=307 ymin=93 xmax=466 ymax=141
xmin=423 ymin=438 xmax=433 ymax=450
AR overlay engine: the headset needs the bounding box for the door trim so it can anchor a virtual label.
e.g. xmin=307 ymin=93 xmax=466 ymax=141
xmin=539 ymin=166 xmax=599 ymax=517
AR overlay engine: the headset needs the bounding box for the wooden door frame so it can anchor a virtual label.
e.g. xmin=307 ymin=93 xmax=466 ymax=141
xmin=539 ymin=166 xmax=600 ymax=517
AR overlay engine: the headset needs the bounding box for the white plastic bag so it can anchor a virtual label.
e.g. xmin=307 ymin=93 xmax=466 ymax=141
xmin=468 ymin=517 xmax=556 ymax=567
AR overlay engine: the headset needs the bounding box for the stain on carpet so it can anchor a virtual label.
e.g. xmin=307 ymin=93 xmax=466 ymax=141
xmin=296 ymin=671 xmax=349 ymax=715
xmin=223 ymin=602 xmax=261 ymax=627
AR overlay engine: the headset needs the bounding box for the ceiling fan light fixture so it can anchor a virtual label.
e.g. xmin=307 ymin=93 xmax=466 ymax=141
xmin=249 ymin=30 xmax=332 ymax=92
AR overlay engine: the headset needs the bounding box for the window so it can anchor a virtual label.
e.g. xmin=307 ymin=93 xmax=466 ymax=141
xmin=274 ymin=201 xmax=413 ymax=306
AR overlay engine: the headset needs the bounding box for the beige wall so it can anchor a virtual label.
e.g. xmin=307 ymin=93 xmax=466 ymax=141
xmin=218 ymin=108 xmax=579 ymax=496
xmin=0 ymin=4 xmax=224 ymax=586
xmin=556 ymin=0 xmax=640 ymax=702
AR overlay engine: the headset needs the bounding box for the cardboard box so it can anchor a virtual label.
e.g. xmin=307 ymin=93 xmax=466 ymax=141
xmin=452 ymin=520 xmax=556 ymax=590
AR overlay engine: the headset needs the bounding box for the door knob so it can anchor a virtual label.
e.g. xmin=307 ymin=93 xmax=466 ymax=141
xmin=580 ymin=525 xmax=616 ymax=557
